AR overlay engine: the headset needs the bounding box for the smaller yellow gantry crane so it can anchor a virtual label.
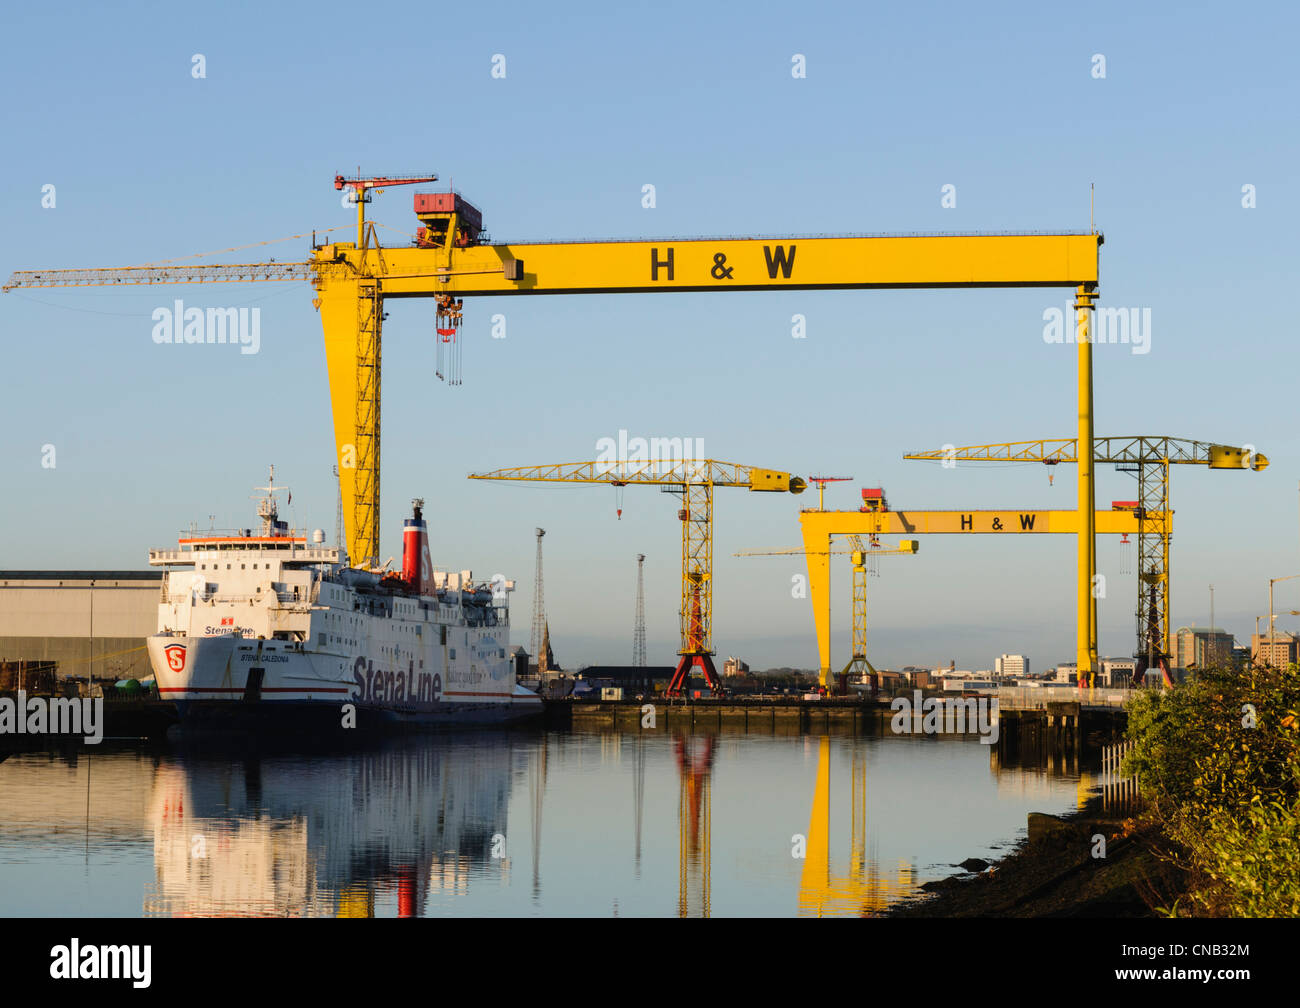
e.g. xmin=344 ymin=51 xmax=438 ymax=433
xmin=468 ymin=459 xmax=806 ymax=696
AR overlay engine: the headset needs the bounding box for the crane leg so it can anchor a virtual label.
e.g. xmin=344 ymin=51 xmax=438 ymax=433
xmin=318 ymin=276 xmax=382 ymax=567
xmin=1075 ymin=285 xmax=1099 ymax=684
xmin=667 ymin=653 xmax=722 ymax=698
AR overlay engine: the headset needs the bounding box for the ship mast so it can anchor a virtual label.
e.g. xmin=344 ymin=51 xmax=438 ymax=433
xmin=251 ymin=465 xmax=290 ymax=536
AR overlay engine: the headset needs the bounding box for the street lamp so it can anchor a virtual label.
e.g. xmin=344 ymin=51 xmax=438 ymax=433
xmin=1267 ymin=574 xmax=1300 ymax=667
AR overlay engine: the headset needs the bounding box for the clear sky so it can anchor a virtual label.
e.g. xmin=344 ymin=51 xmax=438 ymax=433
xmin=2 ymin=0 xmax=1297 ymax=673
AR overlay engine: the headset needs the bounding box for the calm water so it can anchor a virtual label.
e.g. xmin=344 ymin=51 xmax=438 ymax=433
xmin=0 ymin=730 xmax=1091 ymax=917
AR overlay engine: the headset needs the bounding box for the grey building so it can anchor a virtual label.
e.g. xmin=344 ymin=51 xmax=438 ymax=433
xmin=0 ymin=571 xmax=161 ymax=680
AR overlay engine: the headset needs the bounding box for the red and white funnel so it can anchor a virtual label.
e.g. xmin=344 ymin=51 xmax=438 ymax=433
xmin=402 ymin=499 xmax=434 ymax=593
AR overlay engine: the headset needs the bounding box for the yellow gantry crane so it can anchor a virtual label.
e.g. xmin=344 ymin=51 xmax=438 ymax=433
xmin=799 ymin=487 xmax=1152 ymax=689
xmin=5 ymin=177 xmax=1103 ymax=602
xmin=467 ymin=459 xmax=806 ymax=695
xmin=798 ymin=736 xmax=917 ymax=917
xmin=736 ymin=537 xmax=919 ymax=695
xmin=902 ymin=437 xmax=1267 ymax=681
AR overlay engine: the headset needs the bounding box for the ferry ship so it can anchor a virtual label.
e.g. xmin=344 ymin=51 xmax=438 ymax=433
xmin=146 ymin=470 xmax=542 ymax=733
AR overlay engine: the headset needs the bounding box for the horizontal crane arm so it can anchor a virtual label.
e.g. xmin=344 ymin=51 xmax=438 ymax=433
xmin=904 ymin=436 xmax=1267 ymax=469
xmin=469 ymin=460 xmax=806 ymax=492
xmin=4 ymin=262 xmax=314 ymax=290
xmin=735 ymin=545 xmax=918 ymax=557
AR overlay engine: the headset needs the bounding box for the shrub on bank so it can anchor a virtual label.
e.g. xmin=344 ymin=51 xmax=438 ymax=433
xmin=1124 ymin=661 xmax=1300 ymax=917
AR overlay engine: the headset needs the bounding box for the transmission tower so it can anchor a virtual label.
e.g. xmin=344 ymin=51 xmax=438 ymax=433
xmin=633 ymin=554 xmax=647 ymax=667
xmin=531 ymin=528 xmax=546 ymax=662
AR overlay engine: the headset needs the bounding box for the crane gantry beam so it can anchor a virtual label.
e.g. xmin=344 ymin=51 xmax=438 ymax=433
xmin=903 ymin=437 xmax=1267 ymax=681
xmin=5 ymin=179 xmax=1104 ymax=654
xmin=468 ymin=460 xmax=806 ymax=696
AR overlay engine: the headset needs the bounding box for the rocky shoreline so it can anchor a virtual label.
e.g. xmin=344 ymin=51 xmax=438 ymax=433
xmin=887 ymin=795 xmax=1183 ymax=918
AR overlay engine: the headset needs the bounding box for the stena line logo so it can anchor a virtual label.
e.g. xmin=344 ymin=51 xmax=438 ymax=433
xmin=163 ymin=644 xmax=186 ymax=673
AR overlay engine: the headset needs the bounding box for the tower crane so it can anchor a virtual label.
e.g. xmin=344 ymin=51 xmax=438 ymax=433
xmin=467 ymin=459 xmax=806 ymax=696
xmin=902 ymin=437 xmax=1268 ymax=682
xmin=736 ymin=537 xmax=919 ymax=695
xmin=6 ymin=174 xmax=1105 ymax=671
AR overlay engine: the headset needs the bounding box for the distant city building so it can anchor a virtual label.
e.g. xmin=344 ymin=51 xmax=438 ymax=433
xmin=942 ymin=677 xmax=997 ymax=692
xmin=995 ymin=654 xmax=1029 ymax=678
xmin=1052 ymin=663 xmax=1078 ymax=684
xmin=1251 ymin=632 xmax=1300 ymax=668
xmin=1170 ymin=626 xmax=1233 ymax=670
xmin=723 ymin=656 xmax=750 ymax=678
xmin=1100 ymin=657 xmax=1135 ymax=687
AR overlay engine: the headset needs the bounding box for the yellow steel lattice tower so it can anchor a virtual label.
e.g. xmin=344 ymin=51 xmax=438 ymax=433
xmin=469 ymin=460 xmax=805 ymax=696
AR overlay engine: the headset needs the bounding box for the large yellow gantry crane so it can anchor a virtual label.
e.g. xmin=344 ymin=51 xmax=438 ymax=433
xmin=467 ymin=459 xmax=805 ymax=695
xmin=903 ymin=438 xmax=1267 ymax=680
xmin=5 ymin=174 xmax=1105 ymax=667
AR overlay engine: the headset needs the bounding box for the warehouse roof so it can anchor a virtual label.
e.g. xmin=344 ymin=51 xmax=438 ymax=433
xmin=0 ymin=571 xmax=162 ymax=582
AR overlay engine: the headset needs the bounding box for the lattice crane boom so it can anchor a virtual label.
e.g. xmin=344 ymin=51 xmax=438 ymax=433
xmin=469 ymin=460 xmax=806 ymax=697
xmin=3 ymin=262 xmax=313 ymax=289
xmin=904 ymin=436 xmax=1268 ymax=469
xmin=902 ymin=436 xmax=1268 ymax=682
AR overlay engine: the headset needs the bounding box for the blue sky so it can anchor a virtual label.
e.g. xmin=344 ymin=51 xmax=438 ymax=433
xmin=2 ymin=0 xmax=1297 ymax=672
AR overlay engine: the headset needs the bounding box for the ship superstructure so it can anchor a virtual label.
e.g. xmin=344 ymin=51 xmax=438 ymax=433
xmin=146 ymin=471 xmax=541 ymax=731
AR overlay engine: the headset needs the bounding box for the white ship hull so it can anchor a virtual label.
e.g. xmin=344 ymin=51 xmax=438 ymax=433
xmin=148 ymin=632 xmax=540 ymax=731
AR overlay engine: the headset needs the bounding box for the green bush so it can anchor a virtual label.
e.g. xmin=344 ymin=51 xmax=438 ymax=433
xmin=1198 ymin=800 xmax=1300 ymax=917
xmin=1124 ymin=662 xmax=1300 ymax=916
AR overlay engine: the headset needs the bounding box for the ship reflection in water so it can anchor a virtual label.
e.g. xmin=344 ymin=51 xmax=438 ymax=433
xmin=0 ymin=730 xmax=1091 ymax=917
xmin=144 ymin=736 xmax=516 ymax=917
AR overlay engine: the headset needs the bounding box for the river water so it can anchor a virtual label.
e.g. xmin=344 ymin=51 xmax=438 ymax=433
xmin=0 ymin=729 xmax=1089 ymax=917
